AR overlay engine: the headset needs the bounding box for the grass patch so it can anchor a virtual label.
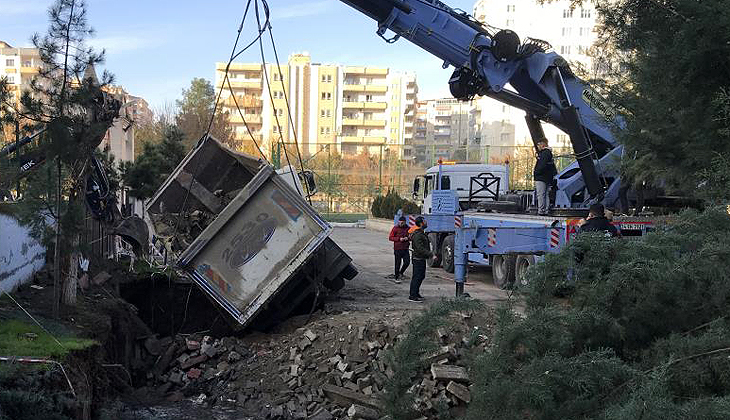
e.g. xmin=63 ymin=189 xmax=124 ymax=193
xmin=0 ymin=320 xmax=96 ymax=359
xmin=322 ymin=213 xmax=366 ymax=223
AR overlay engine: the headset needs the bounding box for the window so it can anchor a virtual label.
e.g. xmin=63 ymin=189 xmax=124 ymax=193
xmin=273 ymin=73 xmax=281 ymax=81
xmin=560 ymin=46 xmax=571 ymax=55
xmin=506 ymin=19 xmax=514 ymax=27
xmin=506 ymin=5 xmax=515 ymax=12
xmin=500 ymin=133 xmax=510 ymax=142
xmin=319 ymin=127 xmax=331 ymax=135
xmin=275 ymin=109 xmax=284 ymax=117
xmin=320 ymin=109 xmax=332 ymax=118
xmin=5 ymin=59 xmax=14 ymax=67
xmin=563 ymin=9 xmax=573 ymax=18
xmin=365 ymin=94 xmax=373 ymax=102
xmin=321 ymin=92 xmax=331 ymax=100
xmin=5 ymin=75 xmax=14 ymax=84
xmin=562 ymin=27 xmax=571 ymax=36
xmin=23 ymin=60 xmax=31 ymax=67
xmin=273 ymin=91 xmax=284 ymax=99
xmin=321 ymin=74 xmax=332 ymax=83
xmin=273 ymin=126 xmax=279 ymax=134
xmin=581 ymin=8 xmax=591 ymax=18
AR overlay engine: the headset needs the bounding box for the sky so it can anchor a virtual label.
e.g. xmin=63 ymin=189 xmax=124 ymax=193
xmin=0 ymin=0 xmax=478 ymax=110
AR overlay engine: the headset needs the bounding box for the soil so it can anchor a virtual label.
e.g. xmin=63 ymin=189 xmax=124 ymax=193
xmin=0 ymin=227 xmax=511 ymax=419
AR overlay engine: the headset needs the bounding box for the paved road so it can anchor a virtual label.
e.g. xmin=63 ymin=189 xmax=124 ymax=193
xmin=327 ymin=227 xmax=513 ymax=312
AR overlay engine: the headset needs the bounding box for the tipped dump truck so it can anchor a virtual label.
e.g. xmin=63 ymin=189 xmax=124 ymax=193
xmin=146 ymin=136 xmax=357 ymax=329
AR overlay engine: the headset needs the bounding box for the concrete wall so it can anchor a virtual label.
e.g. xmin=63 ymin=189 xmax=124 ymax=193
xmin=365 ymin=217 xmax=395 ymax=233
xmin=0 ymin=213 xmax=46 ymax=293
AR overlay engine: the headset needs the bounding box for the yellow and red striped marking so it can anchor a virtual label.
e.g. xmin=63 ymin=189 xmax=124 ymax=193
xmin=487 ymin=228 xmax=497 ymax=247
xmin=549 ymin=228 xmax=560 ymax=248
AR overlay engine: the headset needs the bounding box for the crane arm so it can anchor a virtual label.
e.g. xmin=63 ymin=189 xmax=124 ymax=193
xmin=339 ymin=0 xmax=624 ymax=207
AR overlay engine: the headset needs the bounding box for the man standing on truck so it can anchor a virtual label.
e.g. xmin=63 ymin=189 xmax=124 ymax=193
xmin=389 ymin=216 xmax=411 ymax=284
xmin=534 ymin=139 xmax=558 ymax=216
xmin=409 ymin=216 xmax=432 ymax=302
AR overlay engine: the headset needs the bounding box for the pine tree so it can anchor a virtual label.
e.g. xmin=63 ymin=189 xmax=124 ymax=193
xmin=1 ymin=0 xmax=119 ymax=312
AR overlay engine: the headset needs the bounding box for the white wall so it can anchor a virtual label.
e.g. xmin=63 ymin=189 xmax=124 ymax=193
xmin=0 ymin=213 xmax=46 ymax=293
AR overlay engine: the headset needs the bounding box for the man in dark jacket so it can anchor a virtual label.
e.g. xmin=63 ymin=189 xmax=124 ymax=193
xmin=578 ymin=204 xmax=620 ymax=237
xmin=408 ymin=216 xmax=432 ymax=302
xmin=534 ymin=140 xmax=558 ymax=215
xmin=389 ymin=216 xmax=411 ymax=284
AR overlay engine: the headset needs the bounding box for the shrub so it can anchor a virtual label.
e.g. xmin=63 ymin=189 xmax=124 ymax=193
xmin=370 ymin=189 xmax=420 ymax=219
xmin=465 ymin=207 xmax=730 ymax=419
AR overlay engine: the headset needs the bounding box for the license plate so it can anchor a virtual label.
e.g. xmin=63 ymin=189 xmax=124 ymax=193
xmin=619 ymin=223 xmax=646 ymax=230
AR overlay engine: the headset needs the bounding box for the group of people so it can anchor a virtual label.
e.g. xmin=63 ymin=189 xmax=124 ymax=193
xmin=388 ymin=215 xmax=431 ymax=302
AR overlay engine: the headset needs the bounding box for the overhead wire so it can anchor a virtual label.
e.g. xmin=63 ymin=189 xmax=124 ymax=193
xmin=167 ymin=0 xmax=265 ymax=263
xmin=254 ymin=0 xmax=303 ymax=197
xmin=266 ymin=14 xmax=311 ymax=201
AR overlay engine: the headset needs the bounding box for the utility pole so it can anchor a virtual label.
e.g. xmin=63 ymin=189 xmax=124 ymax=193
xmin=378 ymin=144 xmax=383 ymax=195
xmin=15 ymin=119 xmax=20 ymax=198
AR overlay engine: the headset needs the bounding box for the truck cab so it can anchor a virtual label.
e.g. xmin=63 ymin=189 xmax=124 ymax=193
xmin=412 ymin=162 xmax=510 ymax=214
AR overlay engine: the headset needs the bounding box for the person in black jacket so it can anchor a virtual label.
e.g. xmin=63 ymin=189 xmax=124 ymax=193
xmin=578 ymin=204 xmax=620 ymax=237
xmin=408 ymin=217 xmax=432 ymax=302
xmin=534 ymin=140 xmax=558 ymax=215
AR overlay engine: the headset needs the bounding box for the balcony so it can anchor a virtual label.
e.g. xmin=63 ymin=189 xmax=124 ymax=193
xmin=217 ymin=79 xmax=262 ymax=89
xmin=229 ymin=114 xmax=262 ymax=124
xmin=342 ymin=118 xmax=386 ymax=127
xmin=340 ymin=136 xmax=387 ymax=144
xmin=342 ymin=84 xmax=388 ymax=93
xmin=342 ymin=101 xmax=387 ymax=110
xmin=343 ymin=66 xmax=388 ymax=76
xmin=223 ymin=95 xmax=262 ymax=108
xmin=217 ymin=62 xmax=261 ymax=71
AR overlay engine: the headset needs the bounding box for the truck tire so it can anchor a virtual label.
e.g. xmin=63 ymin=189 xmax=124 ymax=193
xmin=515 ymin=255 xmax=535 ymax=288
xmin=441 ymin=234 xmax=455 ymax=273
xmin=492 ymin=254 xmax=516 ymax=289
xmin=428 ymin=233 xmax=441 ymax=268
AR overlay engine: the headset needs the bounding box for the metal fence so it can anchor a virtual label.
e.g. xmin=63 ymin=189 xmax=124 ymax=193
xmin=264 ymin=142 xmax=576 ymax=215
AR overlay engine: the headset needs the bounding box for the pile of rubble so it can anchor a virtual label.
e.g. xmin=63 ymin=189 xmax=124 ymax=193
xmin=133 ymin=311 xmax=491 ymax=419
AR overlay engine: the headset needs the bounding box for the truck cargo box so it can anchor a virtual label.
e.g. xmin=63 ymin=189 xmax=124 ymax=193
xmin=146 ymin=136 xmax=356 ymax=329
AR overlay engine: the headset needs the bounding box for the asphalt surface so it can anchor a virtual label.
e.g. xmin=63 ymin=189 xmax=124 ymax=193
xmin=327 ymin=227 xmax=513 ymax=312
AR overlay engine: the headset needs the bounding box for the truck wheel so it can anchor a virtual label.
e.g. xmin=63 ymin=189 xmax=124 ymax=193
xmin=441 ymin=235 xmax=455 ymax=273
xmin=323 ymin=275 xmax=345 ymax=292
xmin=515 ymin=255 xmax=535 ymax=288
xmin=428 ymin=233 xmax=441 ymax=268
xmin=492 ymin=255 xmax=516 ymax=289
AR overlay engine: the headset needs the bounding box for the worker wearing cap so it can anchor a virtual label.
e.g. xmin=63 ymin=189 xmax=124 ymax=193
xmin=389 ymin=216 xmax=411 ymax=284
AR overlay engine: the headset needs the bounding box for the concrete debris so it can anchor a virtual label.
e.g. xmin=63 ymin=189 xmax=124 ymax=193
xmin=133 ymin=310 xmax=488 ymax=420
xmin=92 ymin=271 xmax=111 ymax=286
xmin=430 ymin=364 xmax=469 ymax=382
xmin=347 ymin=403 xmax=379 ymax=420
xmin=445 ymin=381 xmax=471 ymax=403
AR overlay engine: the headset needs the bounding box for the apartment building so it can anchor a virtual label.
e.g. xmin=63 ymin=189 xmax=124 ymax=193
xmin=215 ymin=53 xmax=418 ymax=158
xmin=0 ymin=40 xmax=41 ymax=109
xmin=472 ymin=0 xmax=599 ymax=161
xmin=412 ymin=98 xmax=479 ymax=165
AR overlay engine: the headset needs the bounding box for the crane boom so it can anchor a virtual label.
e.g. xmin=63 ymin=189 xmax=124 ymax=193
xmin=339 ymin=0 xmax=625 ymax=208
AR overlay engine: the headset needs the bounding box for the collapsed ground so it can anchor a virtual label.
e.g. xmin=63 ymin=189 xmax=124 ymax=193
xmin=0 ymin=227 xmax=509 ymax=420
